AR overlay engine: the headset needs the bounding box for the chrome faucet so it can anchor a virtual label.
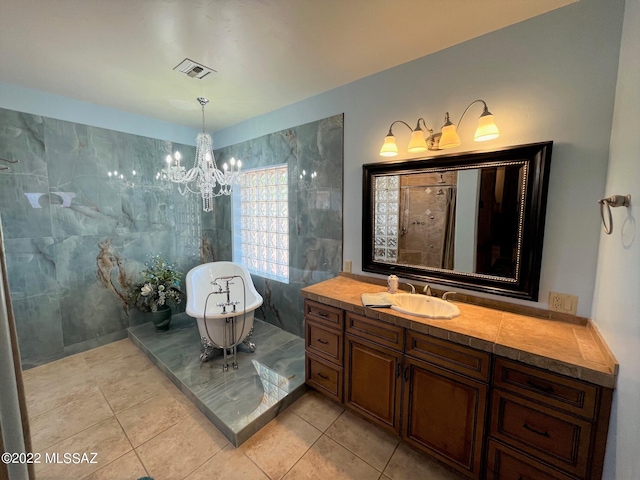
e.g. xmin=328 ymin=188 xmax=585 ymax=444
xmin=402 ymin=282 xmax=416 ymax=294
xmin=442 ymin=291 xmax=456 ymax=301
xmin=211 ymin=277 xmax=241 ymax=313
xmin=422 ymin=284 xmax=432 ymax=296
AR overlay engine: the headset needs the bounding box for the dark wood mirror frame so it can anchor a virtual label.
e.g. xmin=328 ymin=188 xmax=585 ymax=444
xmin=362 ymin=142 xmax=553 ymax=301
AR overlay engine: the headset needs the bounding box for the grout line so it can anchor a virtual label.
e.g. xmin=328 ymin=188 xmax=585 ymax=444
xmin=279 ymin=432 xmax=323 ymax=480
xmin=381 ymin=442 xmax=400 ymax=478
xmin=132 ymin=448 xmax=151 ymax=478
xmin=243 ymin=450 xmax=272 ymax=480
xmin=322 ymin=414 xmax=400 ymax=474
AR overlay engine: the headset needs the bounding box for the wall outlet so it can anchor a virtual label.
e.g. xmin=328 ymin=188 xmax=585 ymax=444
xmin=343 ymin=260 xmax=352 ymax=273
xmin=549 ymin=291 xmax=578 ymax=315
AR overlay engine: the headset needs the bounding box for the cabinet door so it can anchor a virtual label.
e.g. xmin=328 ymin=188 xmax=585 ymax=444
xmin=403 ymin=356 xmax=488 ymax=479
xmin=345 ymin=335 xmax=403 ymax=433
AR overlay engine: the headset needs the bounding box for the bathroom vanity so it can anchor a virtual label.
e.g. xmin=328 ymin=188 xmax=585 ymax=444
xmin=301 ymin=274 xmax=617 ymax=480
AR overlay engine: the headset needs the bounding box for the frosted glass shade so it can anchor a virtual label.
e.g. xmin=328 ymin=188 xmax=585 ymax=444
xmin=474 ymin=114 xmax=500 ymax=142
xmin=439 ymin=124 xmax=461 ymax=149
xmin=407 ymin=130 xmax=428 ymax=153
xmin=379 ymin=135 xmax=399 ymax=156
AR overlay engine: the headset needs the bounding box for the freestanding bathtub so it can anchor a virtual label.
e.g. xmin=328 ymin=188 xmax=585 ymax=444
xmin=186 ymin=262 xmax=263 ymax=368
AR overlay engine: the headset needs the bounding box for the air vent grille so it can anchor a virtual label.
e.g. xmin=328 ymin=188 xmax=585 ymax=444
xmin=173 ymin=58 xmax=216 ymax=79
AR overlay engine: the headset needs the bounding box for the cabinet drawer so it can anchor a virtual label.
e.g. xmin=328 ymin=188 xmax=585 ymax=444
xmin=494 ymin=357 xmax=598 ymax=419
xmin=306 ymin=320 xmax=343 ymax=364
xmin=306 ymin=352 xmax=343 ymax=402
xmin=486 ymin=440 xmax=576 ymax=480
xmin=304 ymin=299 xmax=344 ymax=329
xmin=490 ymin=390 xmax=592 ymax=478
xmin=345 ymin=312 xmax=404 ymax=351
xmin=406 ymin=331 xmax=490 ymax=382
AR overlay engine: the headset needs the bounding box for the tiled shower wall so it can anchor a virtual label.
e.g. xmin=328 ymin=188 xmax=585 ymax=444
xmin=205 ymin=114 xmax=344 ymax=338
xmin=0 ymin=108 xmax=343 ymax=368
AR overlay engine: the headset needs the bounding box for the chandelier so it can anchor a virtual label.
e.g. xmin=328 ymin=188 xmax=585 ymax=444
xmin=163 ymin=97 xmax=242 ymax=212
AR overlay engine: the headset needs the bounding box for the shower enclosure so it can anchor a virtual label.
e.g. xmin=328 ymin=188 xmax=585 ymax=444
xmin=398 ymin=173 xmax=457 ymax=269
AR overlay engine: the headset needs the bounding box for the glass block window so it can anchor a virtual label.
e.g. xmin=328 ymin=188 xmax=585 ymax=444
xmin=373 ymin=175 xmax=400 ymax=263
xmin=233 ymin=164 xmax=289 ymax=283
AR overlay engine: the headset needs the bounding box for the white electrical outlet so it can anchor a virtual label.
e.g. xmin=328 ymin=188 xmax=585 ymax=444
xmin=549 ymin=292 xmax=578 ymax=315
xmin=343 ymin=260 xmax=352 ymax=273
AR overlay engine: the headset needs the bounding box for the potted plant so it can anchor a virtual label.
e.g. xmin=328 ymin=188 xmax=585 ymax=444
xmin=129 ymin=255 xmax=182 ymax=331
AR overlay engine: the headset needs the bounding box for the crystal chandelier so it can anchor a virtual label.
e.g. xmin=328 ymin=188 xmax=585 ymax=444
xmin=163 ymin=97 xmax=242 ymax=212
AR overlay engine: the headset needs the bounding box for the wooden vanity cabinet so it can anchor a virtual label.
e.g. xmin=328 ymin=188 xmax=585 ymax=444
xmin=488 ymin=358 xmax=613 ymax=480
xmin=303 ymin=297 xmax=613 ymax=480
xmin=404 ymin=331 xmax=490 ymax=479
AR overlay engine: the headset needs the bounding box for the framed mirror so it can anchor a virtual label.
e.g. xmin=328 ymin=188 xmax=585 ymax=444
xmin=362 ymin=142 xmax=553 ymax=301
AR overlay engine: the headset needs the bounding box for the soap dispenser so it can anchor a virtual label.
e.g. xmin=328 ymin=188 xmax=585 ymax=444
xmin=387 ymin=275 xmax=399 ymax=294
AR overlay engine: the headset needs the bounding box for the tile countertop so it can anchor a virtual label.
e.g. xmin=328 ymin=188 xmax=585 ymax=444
xmin=300 ymin=276 xmax=618 ymax=389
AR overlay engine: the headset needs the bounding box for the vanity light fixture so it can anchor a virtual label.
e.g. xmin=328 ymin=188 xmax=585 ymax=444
xmin=163 ymin=97 xmax=242 ymax=212
xmin=379 ymin=99 xmax=500 ymax=156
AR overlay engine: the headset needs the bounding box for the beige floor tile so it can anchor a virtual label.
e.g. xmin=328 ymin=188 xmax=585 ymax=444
xmin=30 ymin=388 xmax=114 ymax=451
xmin=384 ymin=443 xmax=465 ymax=480
xmin=136 ymin=412 xmax=229 ymax=480
xmin=22 ymin=354 xmax=90 ymax=391
xmin=83 ymin=450 xmax=147 ymax=480
xmin=325 ymin=410 xmax=399 ymax=472
xmin=288 ymin=391 xmax=345 ymax=432
xmin=283 ymin=435 xmax=380 ymax=480
xmin=26 ymin=369 xmax=98 ymax=417
xmin=117 ymin=391 xmax=190 ymax=447
xmin=81 ymin=338 xmax=143 ymax=367
xmin=88 ymin=350 xmax=156 ymax=385
xmin=99 ymin=366 xmax=172 ymax=413
xmin=240 ymin=410 xmax=322 ymax=480
xmin=34 ymin=417 xmax=132 ymax=480
xmin=186 ymin=444 xmax=269 ymax=480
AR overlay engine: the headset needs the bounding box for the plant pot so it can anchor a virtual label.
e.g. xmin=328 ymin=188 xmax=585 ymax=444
xmin=150 ymin=305 xmax=172 ymax=331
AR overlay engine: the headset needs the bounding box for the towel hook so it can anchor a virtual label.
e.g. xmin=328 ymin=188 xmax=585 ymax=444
xmin=598 ymin=194 xmax=631 ymax=235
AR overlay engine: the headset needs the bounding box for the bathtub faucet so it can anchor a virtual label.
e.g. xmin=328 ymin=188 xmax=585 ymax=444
xmin=212 ymin=275 xmax=243 ymax=311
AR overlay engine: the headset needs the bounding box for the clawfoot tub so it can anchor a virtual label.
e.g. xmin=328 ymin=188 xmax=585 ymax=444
xmin=186 ymin=262 xmax=263 ymax=370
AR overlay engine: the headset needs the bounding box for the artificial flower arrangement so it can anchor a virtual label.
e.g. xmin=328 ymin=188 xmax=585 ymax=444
xmin=129 ymin=255 xmax=182 ymax=312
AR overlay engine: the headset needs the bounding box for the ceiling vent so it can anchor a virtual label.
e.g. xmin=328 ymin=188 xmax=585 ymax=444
xmin=173 ymin=58 xmax=216 ymax=79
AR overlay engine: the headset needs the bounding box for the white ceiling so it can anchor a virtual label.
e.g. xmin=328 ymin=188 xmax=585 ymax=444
xmin=0 ymin=0 xmax=575 ymax=132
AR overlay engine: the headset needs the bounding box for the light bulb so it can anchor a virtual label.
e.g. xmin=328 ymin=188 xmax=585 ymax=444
xmin=165 ymin=155 xmax=172 ymax=165
xmin=174 ymin=151 xmax=181 ymax=161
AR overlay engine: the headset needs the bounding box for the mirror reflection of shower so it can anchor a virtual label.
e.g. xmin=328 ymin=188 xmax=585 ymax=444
xmin=399 ymin=172 xmax=457 ymax=269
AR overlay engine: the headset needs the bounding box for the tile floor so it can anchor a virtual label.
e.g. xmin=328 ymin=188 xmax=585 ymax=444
xmin=23 ymin=338 xmax=465 ymax=480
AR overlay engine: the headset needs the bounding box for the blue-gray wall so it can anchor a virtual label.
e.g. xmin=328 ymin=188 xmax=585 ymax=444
xmin=592 ymin=0 xmax=640 ymax=478
xmin=0 ymin=109 xmax=201 ymax=367
xmin=0 ymin=109 xmax=343 ymax=368
xmin=212 ymin=115 xmax=344 ymax=337
xmin=212 ymin=0 xmax=626 ymax=318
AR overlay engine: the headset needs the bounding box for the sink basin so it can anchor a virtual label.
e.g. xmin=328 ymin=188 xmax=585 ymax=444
xmin=390 ymin=294 xmax=461 ymax=319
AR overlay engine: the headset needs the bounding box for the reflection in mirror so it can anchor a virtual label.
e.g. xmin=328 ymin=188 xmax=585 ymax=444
xmin=374 ymin=164 xmax=525 ymax=277
xmin=363 ymin=142 xmax=553 ymax=301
